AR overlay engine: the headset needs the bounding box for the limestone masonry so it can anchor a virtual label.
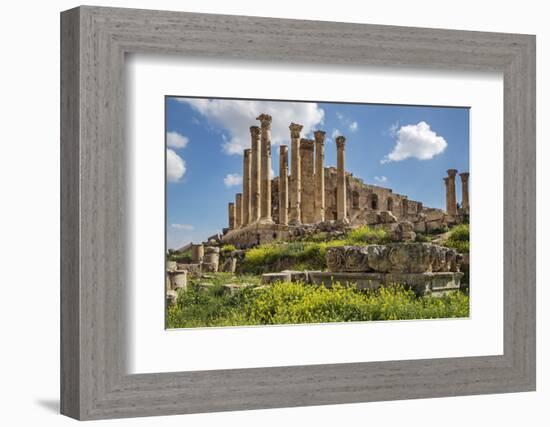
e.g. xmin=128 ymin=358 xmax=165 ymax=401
xmin=222 ymin=113 xmax=469 ymax=248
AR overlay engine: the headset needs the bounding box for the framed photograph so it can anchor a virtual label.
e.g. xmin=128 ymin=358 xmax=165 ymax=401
xmin=61 ymin=6 xmax=536 ymax=420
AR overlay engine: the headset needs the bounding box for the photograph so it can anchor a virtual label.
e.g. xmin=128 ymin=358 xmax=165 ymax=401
xmin=165 ymin=96 xmax=471 ymax=328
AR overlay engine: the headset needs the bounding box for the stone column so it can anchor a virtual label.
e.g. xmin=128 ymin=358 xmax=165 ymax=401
xmin=336 ymin=136 xmax=348 ymax=222
xmin=191 ymin=244 xmax=204 ymax=263
xmin=279 ymin=145 xmax=289 ymax=225
xmin=235 ymin=193 xmax=243 ymax=228
xmin=228 ymin=202 xmax=235 ymax=230
xmin=460 ymin=172 xmax=470 ymax=211
xmin=314 ymin=130 xmax=326 ymax=222
xmin=242 ymin=149 xmax=251 ymax=226
xmin=289 ymin=123 xmax=303 ymax=225
xmin=401 ymin=197 xmax=409 ymax=217
xmin=446 ymin=169 xmax=458 ymax=216
xmin=300 ymin=138 xmax=315 ymax=223
xmin=250 ymin=126 xmax=261 ymax=222
xmin=257 ymin=114 xmax=273 ymax=223
xmin=444 ymin=177 xmax=450 ymax=213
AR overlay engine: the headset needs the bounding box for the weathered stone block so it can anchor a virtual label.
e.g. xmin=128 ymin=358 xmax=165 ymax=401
xmin=221 ymin=258 xmax=237 ymax=273
xmin=202 ymin=262 xmax=218 ymax=273
xmin=365 ymin=212 xmax=380 ymax=225
xmin=261 ymin=272 xmax=291 ymax=284
xmin=170 ymin=270 xmax=188 ymax=290
xmin=309 ymin=271 xmax=385 ymax=291
xmin=166 ymin=260 xmax=177 ymax=272
xmin=166 ymin=290 xmax=178 ymax=305
xmin=326 ymin=243 xmax=461 ymax=274
xmin=177 ymin=263 xmax=202 ymax=276
xmin=308 ymin=271 xmax=463 ymax=296
xmin=281 ymin=270 xmax=310 ymax=283
xmin=379 ymin=210 xmax=397 ymax=224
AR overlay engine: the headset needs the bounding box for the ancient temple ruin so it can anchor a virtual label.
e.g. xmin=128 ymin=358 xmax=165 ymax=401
xmin=222 ymin=113 xmax=469 ymax=248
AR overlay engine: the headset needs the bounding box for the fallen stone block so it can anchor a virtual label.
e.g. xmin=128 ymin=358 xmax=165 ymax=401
xmin=308 ymin=271 xmax=463 ymax=296
xmin=202 ymin=261 xmax=218 ymax=273
xmin=170 ymin=270 xmax=188 ymax=290
xmin=261 ymin=272 xmax=291 ymax=284
xmin=177 ymin=263 xmax=202 ymax=276
xmin=326 ymin=243 xmax=461 ymax=274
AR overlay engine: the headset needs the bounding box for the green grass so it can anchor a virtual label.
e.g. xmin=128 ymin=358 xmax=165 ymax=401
xmin=167 ymin=282 xmax=469 ymax=328
xmin=241 ymin=226 xmax=389 ymax=273
xmin=442 ymin=224 xmax=470 ymax=253
xmin=347 ymin=225 xmax=390 ymax=244
xmin=167 ymin=249 xmax=192 ymax=263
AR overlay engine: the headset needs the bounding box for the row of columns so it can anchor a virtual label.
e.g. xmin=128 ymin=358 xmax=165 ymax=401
xmin=444 ymin=169 xmax=470 ymax=216
xmin=228 ymin=114 xmax=349 ymax=229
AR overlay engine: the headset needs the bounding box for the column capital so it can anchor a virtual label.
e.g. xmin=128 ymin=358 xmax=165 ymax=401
xmin=447 ymin=168 xmax=458 ymax=178
xmin=280 ymin=144 xmax=288 ymax=153
xmin=300 ymin=138 xmax=314 ymax=150
xmin=289 ymin=122 xmax=303 ymax=138
xmin=244 ymin=148 xmax=251 ymax=156
xmin=336 ymin=135 xmax=346 ymax=150
xmin=256 ymin=113 xmax=272 ymax=129
xmin=314 ymin=130 xmax=326 ymax=144
xmin=459 ymin=171 xmax=470 ymax=180
xmin=250 ymin=125 xmax=260 ymax=137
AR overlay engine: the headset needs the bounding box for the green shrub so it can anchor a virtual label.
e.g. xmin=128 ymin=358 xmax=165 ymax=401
xmin=167 ymin=249 xmax=192 ymax=263
xmin=443 ymin=224 xmax=470 ymax=253
xmin=347 ymin=226 xmax=389 ymax=244
xmin=220 ymin=244 xmax=237 ymax=256
xmin=427 ymin=225 xmax=449 ymax=235
xmin=167 ymin=282 xmax=469 ymax=328
xmin=415 ymin=233 xmax=432 ymax=243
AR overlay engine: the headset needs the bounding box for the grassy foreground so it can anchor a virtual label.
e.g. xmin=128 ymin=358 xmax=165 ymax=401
xmin=167 ymin=281 xmax=469 ymax=329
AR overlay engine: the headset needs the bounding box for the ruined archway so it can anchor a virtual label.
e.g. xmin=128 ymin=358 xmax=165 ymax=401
xmin=367 ymin=193 xmax=379 ymax=210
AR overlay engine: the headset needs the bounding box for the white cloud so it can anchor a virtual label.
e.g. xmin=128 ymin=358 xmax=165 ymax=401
xmin=388 ymin=121 xmax=399 ymax=137
xmin=224 ymin=173 xmax=242 ymax=187
xmin=166 ymin=149 xmax=186 ymax=182
xmin=336 ymin=112 xmax=358 ymax=132
xmin=331 ymin=128 xmax=341 ymax=140
xmin=177 ymin=98 xmax=324 ymax=155
xmin=382 ymin=121 xmax=447 ymax=164
xmin=167 ymin=131 xmax=189 ymax=149
xmin=171 ymin=223 xmax=194 ymax=230
xmin=374 ymin=176 xmax=388 ymax=184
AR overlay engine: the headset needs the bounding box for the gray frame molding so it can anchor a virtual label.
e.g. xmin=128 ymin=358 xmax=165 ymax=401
xmin=61 ymin=6 xmax=536 ymax=420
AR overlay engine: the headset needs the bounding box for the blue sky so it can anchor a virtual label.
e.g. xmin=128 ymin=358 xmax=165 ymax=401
xmin=166 ymin=97 xmax=469 ymax=250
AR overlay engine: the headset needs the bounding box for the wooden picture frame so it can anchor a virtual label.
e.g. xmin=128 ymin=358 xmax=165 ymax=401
xmin=61 ymin=5 xmax=536 ymax=420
